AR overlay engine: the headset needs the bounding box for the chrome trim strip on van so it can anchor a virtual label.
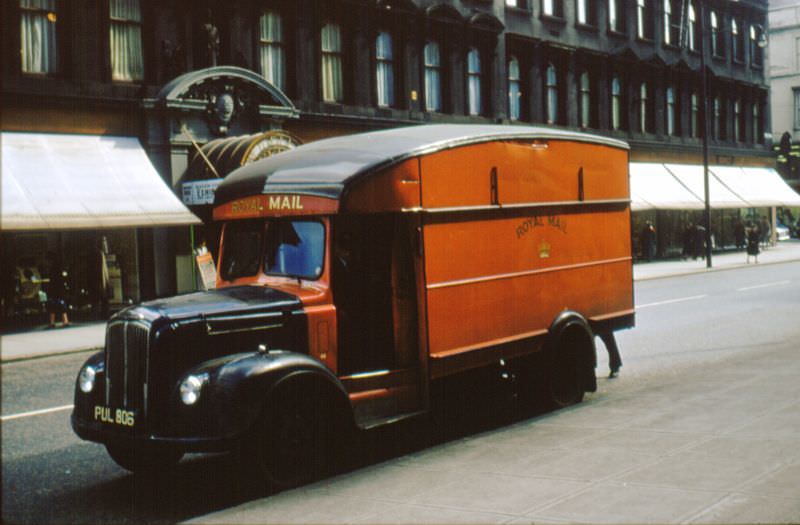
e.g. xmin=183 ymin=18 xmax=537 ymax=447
xmin=401 ymin=198 xmax=631 ymax=214
xmin=426 ymin=256 xmax=632 ymax=290
xmin=205 ymin=323 xmax=283 ymax=336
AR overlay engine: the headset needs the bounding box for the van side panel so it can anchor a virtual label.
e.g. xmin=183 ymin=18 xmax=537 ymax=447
xmin=420 ymin=141 xmax=629 ymax=209
xmin=419 ymin=141 xmax=632 ymax=377
xmin=343 ymin=159 xmax=421 ymax=213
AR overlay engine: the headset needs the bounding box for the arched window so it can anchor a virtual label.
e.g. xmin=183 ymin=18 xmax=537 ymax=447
xmin=753 ymin=102 xmax=761 ymax=143
xmin=508 ymin=56 xmax=521 ymax=120
xmin=734 ymin=99 xmax=743 ymax=142
xmin=688 ymin=3 xmax=697 ymax=51
xmin=375 ymin=31 xmax=394 ymax=107
xmin=750 ymin=25 xmax=763 ymax=66
xmin=579 ymin=71 xmax=591 ymax=128
xmin=710 ymin=11 xmax=722 ymax=57
xmin=691 ymin=92 xmax=700 ymax=138
xmin=259 ymin=10 xmax=284 ymax=91
xmin=663 ymin=0 xmax=672 ymax=45
xmin=713 ymin=97 xmax=721 ymax=139
xmin=611 ymin=76 xmax=622 ymax=130
xmin=467 ymin=47 xmax=482 ymax=116
xmin=321 ymin=23 xmax=343 ymax=103
xmin=732 ymin=19 xmax=744 ymax=62
xmin=546 ymin=63 xmax=559 ymax=124
xmin=637 ymin=0 xmax=653 ymax=40
xmin=423 ymin=41 xmax=441 ymax=112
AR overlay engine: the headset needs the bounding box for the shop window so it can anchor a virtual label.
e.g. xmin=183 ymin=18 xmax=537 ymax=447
xmin=577 ymin=0 xmax=596 ymax=26
xmin=258 ymin=10 xmax=285 ymax=91
xmin=636 ymin=0 xmax=654 ymax=40
xmin=611 ymin=76 xmax=622 ymax=130
xmin=423 ymin=41 xmax=441 ymax=112
xmin=545 ymin=63 xmax=559 ymax=125
xmin=608 ymin=0 xmax=625 ymax=33
xmin=542 ymin=0 xmax=563 ymax=18
xmin=467 ymin=47 xmax=482 ymax=116
xmin=109 ymin=0 xmax=143 ymax=82
xmin=508 ymin=56 xmax=521 ymax=121
xmin=321 ymin=23 xmax=343 ymax=103
xmin=21 ymin=0 xmax=58 ymax=74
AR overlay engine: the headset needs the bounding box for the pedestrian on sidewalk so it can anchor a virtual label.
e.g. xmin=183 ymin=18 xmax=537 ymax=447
xmin=693 ymin=223 xmax=707 ymax=260
xmin=746 ymin=221 xmax=760 ymax=264
xmin=597 ymin=332 xmax=622 ymax=378
xmin=640 ymin=221 xmax=656 ymax=262
xmin=44 ymin=253 xmax=70 ymax=328
xmin=682 ymin=222 xmax=695 ymax=260
xmin=734 ymin=220 xmax=746 ymax=250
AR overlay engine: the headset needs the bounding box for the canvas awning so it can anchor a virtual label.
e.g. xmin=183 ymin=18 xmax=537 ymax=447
xmin=630 ymin=162 xmax=800 ymax=211
xmin=1 ymin=132 xmax=201 ymax=230
xmin=629 ymin=162 xmax=704 ymax=210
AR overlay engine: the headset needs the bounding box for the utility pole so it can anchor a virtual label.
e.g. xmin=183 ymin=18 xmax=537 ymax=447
xmin=698 ymin=1 xmax=713 ymax=268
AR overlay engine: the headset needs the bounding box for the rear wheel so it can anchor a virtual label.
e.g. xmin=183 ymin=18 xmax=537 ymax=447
xmin=544 ymin=324 xmax=590 ymax=409
xmin=105 ymin=443 xmax=184 ymax=474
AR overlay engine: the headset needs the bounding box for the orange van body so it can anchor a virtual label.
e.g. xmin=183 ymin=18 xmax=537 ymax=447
xmin=212 ymin=124 xmax=633 ymax=427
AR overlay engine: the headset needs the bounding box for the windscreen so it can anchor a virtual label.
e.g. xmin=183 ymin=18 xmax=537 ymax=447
xmin=220 ymin=219 xmax=325 ymax=281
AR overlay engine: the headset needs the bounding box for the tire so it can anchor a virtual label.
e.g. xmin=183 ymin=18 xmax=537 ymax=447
xmin=105 ymin=443 xmax=184 ymax=474
xmin=252 ymin=389 xmax=334 ymax=490
xmin=544 ymin=324 xmax=589 ymax=409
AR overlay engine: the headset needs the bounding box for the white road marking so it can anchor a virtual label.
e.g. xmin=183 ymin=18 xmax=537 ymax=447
xmin=637 ymin=294 xmax=708 ymax=309
xmin=736 ymin=280 xmax=791 ymax=292
xmin=1 ymin=404 xmax=74 ymax=422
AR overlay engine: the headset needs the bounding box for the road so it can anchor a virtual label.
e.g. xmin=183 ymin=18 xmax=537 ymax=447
xmin=2 ymin=261 xmax=799 ymax=524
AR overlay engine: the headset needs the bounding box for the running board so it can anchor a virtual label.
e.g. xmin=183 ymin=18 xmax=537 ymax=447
xmin=359 ymin=410 xmax=428 ymax=430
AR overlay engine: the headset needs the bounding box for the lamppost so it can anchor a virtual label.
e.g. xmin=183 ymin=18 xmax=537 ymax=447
xmin=693 ymin=1 xmax=767 ymax=268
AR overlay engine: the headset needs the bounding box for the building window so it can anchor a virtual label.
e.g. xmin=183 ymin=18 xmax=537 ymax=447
xmin=637 ymin=0 xmax=653 ymax=40
xmin=664 ymin=0 xmax=680 ymax=46
xmin=666 ymin=86 xmax=676 ymax=136
xmin=542 ymin=0 xmax=563 ymax=18
xmin=753 ymin=102 xmax=762 ymax=143
xmin=508 ymin=56 xmax=521 ymax=121
xmin=609 ymin=0 xmax=625 ymax=33
xmin=710 ymin=11 xmax=724 ymax=57
xmin=424 ymin=41 xmax=441 ymax=112
xmin=375 ymin=31 xmax=394 ymax=107
xmin=578 ymin=71 xmax=592 ymax=128
xmin=467 ymin=47 xmax=482 ymax=116
xmin=20 ymin=0 xmax=58 ymax=74
xmin=639 ymin=82 xmax=650 ymax=132
xmin=732 ymin=19 xmax=744 ymax=62
xmin=611 ymin=76 xmax=622 ymax=130
xmin=545 ymin=63 xmax=559 ymax=124
xmin=750 ymin=25 xmax=763 ymax=67
xmin=734 ymin=99 xmax=744 ymax=142
xmin=109 ymin=0 xmax=144 ymax=81
xmin=321 ymin=23 xmax=343 ymax=103
xmin=687 ymin=3 xmax=697 ymax=51
xmin=259 ymin=10 xmax=285 ymax=91
xmin=505 ymin=0 xmax=526 ymax=8
xmin=713 ymin=97 xmax=725 ymax=140
xmin=577 ymin=0 xmax=596 ymax=26
xmin=691 ymin=92 xmax=700 ymax=138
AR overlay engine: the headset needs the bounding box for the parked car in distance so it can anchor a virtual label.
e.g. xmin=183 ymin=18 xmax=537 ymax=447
xmin=775 ymin=220 xmax=791 ymax=241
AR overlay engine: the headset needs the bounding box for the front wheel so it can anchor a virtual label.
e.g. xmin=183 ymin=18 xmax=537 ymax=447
xmin=250 ymin=391 xmax=335 ymax=490
xmin=105 ymin=443 xmax=184 ymax=474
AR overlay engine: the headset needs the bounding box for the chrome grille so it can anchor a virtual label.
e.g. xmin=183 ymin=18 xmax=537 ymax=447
xmin=105 ymin=320 xmax=150 ymax=412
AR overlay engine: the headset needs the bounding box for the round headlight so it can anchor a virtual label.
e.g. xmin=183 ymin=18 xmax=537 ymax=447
xmin=79 ymin=365 xmax=96 ymax=393
xmin=180 ymin=375 xmax=205 ymax=405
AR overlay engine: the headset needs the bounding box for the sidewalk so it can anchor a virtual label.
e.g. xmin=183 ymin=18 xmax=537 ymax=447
xmin=2 ymin=240 xmax=800 ymax=363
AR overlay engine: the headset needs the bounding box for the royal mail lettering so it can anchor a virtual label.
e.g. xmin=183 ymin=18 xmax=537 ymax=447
xmin=268 ymin=195 xmax=304 ymax=210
